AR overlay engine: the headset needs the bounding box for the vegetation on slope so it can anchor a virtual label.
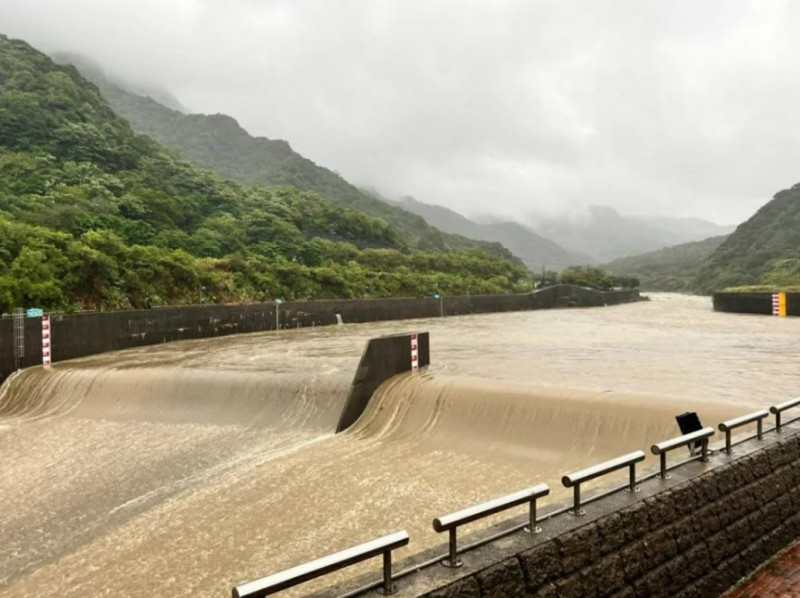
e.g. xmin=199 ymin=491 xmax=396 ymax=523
xmin=692 ymin=183 xmax=800 ymax=292
xmin=604 ymin=235 xmax=728 ymax=292
xmin=0 ymin=34 xmax=531 ymax=312
xmin=66 ymin=56 xmax=519 ymax=261
xmin=556 ymin=266 xmax=639 ymax=291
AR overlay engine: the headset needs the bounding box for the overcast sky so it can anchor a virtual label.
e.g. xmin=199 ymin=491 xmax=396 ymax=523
xmin=1 ymin=0 xmax=798 ymax=225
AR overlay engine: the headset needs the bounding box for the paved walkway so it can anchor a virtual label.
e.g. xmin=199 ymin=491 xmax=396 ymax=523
xmin=726 ymin=539 xmax=800 ymax=598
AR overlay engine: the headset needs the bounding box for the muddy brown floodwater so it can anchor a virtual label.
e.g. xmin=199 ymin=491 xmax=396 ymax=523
xmin=1 ymin=294 xmax=798 ymax=597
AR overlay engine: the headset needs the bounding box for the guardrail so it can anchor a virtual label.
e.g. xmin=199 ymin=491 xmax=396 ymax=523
xmin=432 ymin=484 xmax=550 ymax=568
xmin=229 ymin=399 xmax=800 ymax=597
xmin=718 ymin=409 xmax=769 ymax=453
xmin=651 ymin=427 xmax=715 ymax=479
xmin=770 ymin=397 xmax=800 ymax=432
xmin=561 ymin=451 xmax=645 ymax=515
xmin=232 ymin=531 xmax=409 ymax=597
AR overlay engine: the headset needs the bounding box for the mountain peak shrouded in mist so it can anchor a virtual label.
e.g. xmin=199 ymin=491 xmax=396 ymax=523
xmin=396 ymin=196 xmax=588 ymax=271
xmin=528 ymin=206 xmax=734 ymax=263
xmin=60 ymin=54 xmax=526 ymax=264
xmin=2 ymin=1 xmax=796 ymax=227
xmin=51 ymin=51 xmax=187 ymax=113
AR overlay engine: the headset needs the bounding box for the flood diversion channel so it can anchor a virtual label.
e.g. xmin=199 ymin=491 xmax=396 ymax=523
xmin=1 ymin=294 xmax=799 ymax=597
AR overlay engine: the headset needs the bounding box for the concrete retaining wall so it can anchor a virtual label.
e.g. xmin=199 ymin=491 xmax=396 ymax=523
xmin=371 ymin=427 xmax=800 ymax=598
xmin=0 ymin=286 xmax=639 ymax=386
xmin=714 ymin=292 xmax=800 ymax=316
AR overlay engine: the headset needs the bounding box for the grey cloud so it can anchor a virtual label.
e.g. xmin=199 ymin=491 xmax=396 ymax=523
xmin=1 ymin=0 xmax=798 ymax=224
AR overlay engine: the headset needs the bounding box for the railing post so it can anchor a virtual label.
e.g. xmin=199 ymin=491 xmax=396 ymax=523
xmin=571 ymin=484 xmax=584 ymax=516
xmin=442 ymin=528 xmax=462 ymax=568
xmin=659 ymin=452 xmax=668 ymax=479
xmin=757 ymin=418 xmax=763 ymax=440
xmin=724 ymin=429 xmax=732 ymax=454
xmin=776 ymin=411 xmax=782 ymax=432
xmin=525 ymin=497 xmax=542 ymax=534
xmin=380 ymin=550 xmax=395 ymax=595
xmin=628 ymin=462 xmax=638 ymax=492
xmin=701 ymin=437 xmax=709 ymax=462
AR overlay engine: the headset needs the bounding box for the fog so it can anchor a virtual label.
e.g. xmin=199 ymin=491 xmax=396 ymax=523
xmin=1 ymin=0 xmax=798 ymax=224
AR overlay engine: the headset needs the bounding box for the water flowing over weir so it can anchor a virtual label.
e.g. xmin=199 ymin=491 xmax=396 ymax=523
xmin=2 ymin=295 xmax=800 ymax=598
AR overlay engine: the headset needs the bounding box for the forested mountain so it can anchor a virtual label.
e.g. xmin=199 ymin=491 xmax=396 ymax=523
xmin=692 ymin=182 xmax=800 ymax=292
xmin=0 ymin=34 xmax=531 ymax=312
xmin=530 ymin=206 xmax=733 ymax=262
xmin=604 ymin=235 xmax=728 ymax=291
xmin=396 ymin=196 xmax=588 ymax=271
xmin=59 ymin=54 xmax=518 ymax=261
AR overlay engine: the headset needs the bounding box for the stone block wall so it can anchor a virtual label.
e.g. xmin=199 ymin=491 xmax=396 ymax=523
xmin=419 ymin=431 xmax=800 ymax=598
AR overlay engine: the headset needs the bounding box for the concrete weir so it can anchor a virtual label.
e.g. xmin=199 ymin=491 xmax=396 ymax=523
xmin=5 ymin=293 xmax=799 ymax=598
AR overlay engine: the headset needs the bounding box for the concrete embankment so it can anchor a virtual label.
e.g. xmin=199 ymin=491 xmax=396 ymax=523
xmin=714 ymin=291 xmax=800 ymax=316
xmin=0 ymin=285 xmax=639 ymax=386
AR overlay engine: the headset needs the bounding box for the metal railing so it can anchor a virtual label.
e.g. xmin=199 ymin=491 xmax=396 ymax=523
xmin=651 ymin=427 xmax=715 ymax=479
xmin=561 ymin=451 xmax=645 ymax=515
xmin=232 ymin=531 xmax=409 ymax=597
xmin=432 ymin=484 xmax=550 ymax=568
xmin=718 ymin=409 xmax=769 ymax=453
xmin=229 ymin=399 xmax=800 ymax=597
xmin=770 ymin=397 xmax=800 ymax=432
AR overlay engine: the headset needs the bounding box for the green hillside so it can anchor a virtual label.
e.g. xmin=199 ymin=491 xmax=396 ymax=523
xmin=605 ymin=235 xmax=727 ymax=291
xmin=0 ymin=34 xmax=531 ymax=312
xmin=62 ymin=55 xmax=518 ymax=262
xmin=692 ymin=183 xmax=800 ymax=292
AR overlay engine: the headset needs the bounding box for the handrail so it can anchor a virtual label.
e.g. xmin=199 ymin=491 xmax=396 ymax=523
xmin=561 ymin=451 xmax=645 ymax=515
xmin=651 ymin=427 xmax=714 ymax=479
xmin=770 ymin=397 xmax=800 ymax=432
xmin=232 ymin=531 xmax=409 ymax=597
xmin=718 ymin=409 xmax=769 ymax=453
xmin=432 ymin=483 xmax=550 ymax=568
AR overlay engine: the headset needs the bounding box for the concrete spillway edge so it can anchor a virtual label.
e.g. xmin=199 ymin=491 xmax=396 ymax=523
xmin=336 ymin=332 xmax=430 ymax=434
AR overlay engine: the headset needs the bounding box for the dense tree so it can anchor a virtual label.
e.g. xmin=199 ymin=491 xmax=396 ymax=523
xmin=558 ymin=266 xmax=638 ymax=291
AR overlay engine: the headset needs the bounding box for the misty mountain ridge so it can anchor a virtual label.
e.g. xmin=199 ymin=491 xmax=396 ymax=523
xmin=528 ymin=205 xmax=734 ymax=263
xmin=394 ymin=196 xmax=590 ymax=271
xmin=51 ymin=52 xmax=187 ymax=112
xmin=58 ymin=52 xmax=525 ymax=264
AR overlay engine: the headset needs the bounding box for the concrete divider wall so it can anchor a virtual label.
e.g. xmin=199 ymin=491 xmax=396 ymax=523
xmin=336 ymin=332 xmax=430 ymax=433
xmin=0 ymin=286 xmax=639 ymax=386
xmin=400 ymin=429 xmax=800 ymax=598
xmin=713 ymin=292 xmax=800 ymax=316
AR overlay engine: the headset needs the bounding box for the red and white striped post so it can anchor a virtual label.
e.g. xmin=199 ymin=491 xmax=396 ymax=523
xmin=410 ymin=333 xmax=419 ymax=371
xmin=772 ymin=293 xmax=781 ymax=317
xmin=42 ymin=315 xmax=52 ymax=367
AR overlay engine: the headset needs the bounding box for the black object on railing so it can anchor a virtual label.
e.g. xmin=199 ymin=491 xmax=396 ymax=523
xmin=561 ymin=451 xmax=645 ymax=515
xmin=232 ymin=531 xmax=409 ymax=597
xmin=432 ymin=484 xmax=550 ymax=568
xmin=651 ymin=427 xmax=715 ymax=479
xmin=770 ymin=397 xmax=800 ymax=432
xmin=718 ymin=410 xmax=769 ymax=453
